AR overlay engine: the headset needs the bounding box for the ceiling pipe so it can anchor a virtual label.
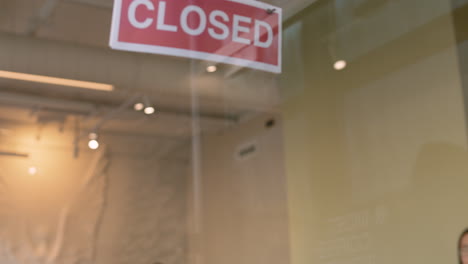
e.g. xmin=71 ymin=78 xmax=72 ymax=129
xmin=0 ymin=91 xmax=236 ymax=124
xmin=0 ymin=32 xmax=280 ymax=115
xmin=0 ymin=32 xmax=190 ymax=98
xmin=64 ymin=0 xmax=113 ymax=9
xmin=0 ymin=151 xmax=29 ymax=158
xmin=0 ymin=91 xmax=96 ymax=115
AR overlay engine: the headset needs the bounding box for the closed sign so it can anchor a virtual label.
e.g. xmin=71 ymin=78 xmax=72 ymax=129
xmin=109 ymin=0 xmax=282 ymax=73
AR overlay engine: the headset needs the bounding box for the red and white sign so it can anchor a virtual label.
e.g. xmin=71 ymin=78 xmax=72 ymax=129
xmin=109 ymin=0 xmax=282 ymax=73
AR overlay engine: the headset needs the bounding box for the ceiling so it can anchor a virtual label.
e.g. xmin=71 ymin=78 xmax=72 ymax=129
xmin=0 ymin=0 xmax=316 ymax=143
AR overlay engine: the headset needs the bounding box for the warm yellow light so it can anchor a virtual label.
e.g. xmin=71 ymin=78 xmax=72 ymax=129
xmin=334 ymin=60 xmax=347 ymax=71
xmin=28 ymin=166 xmax=38 ymax=175
xmin=88 ymin=139 xmax=100 ymax=150
xmin=144 ymin=106 xmax=155 ymax=115
xmin=0 ymin=70 xmax=114 ymax=91
xmin=134 ymin=102 xmax=144 ymax=111
xmin=206 ymin=65 xmax=217 ymax=73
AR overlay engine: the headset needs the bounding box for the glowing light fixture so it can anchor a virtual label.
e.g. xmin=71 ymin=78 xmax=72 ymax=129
xmin=88 ymin=132 xmax=100 ymax=150
xmin=144 ymin=106 xmax=155 ymax=115
xmin=134 ymin=102 xmax=144 ymax=111
xmin=206 ymin=65 xmax=217 ymax=73
xmin=88 ymin=139 xmax=99 ymax=150
xmin=28 ymin=166 xmax=38 ymax=175
xmin=0 ymin=70 xmax=114 ymax=91
xmin=334 ymin=60 xmax=347 ymax=71
xmin=142 ymin=96 xmax=155 ymax=115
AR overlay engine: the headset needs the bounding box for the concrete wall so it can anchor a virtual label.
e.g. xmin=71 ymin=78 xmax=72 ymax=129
xmin=0 ymin=119 xmax=190 ymax=264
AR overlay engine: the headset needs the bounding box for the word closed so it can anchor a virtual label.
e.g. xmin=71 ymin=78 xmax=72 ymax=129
xmin=110 ymin=0 xmax=282 ymax=73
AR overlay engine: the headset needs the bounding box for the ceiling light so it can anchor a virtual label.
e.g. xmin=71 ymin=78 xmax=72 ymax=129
xmin=206 ymin=65 xmax=217 ymax=73
xmin=0 ymin=70 xmax=114 ymax=91
xmin=142 ymin=95 xmax=155 ymax=115
xmin=334 ymin=60 xmax=347 ymax=71
xmin=28 ymin=166 xmax=37 ymax=175
xmin=144 ymin=106 xmax=155 ymax=115
xmin=88 ymin=132 xmax=99 ymax=150
xmin=88 ymin=139 xmax=99 ymax=150
xmin=134 ymin=102 xmax=144 ymax=111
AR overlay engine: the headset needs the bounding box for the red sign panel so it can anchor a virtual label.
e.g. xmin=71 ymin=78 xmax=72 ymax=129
xmin=109 ymin=0 xmax=282 ymax=73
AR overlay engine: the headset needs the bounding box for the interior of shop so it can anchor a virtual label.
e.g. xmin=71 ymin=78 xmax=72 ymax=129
xmin=0 ymin=0 xmax=468 ymax=264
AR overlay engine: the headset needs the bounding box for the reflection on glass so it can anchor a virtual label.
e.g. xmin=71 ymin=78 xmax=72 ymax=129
xmin=0 ymin=0 xmax=467 ymax=264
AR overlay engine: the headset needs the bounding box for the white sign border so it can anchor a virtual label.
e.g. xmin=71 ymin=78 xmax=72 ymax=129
xmin=109 ymin=0 xmax=282 ymax=74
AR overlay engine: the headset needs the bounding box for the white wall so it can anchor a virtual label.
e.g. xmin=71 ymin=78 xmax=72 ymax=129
xmin=96 ymin=134 xmax=190 ymax=264
xmin=0 ymin=120 xmax=190 ymax=264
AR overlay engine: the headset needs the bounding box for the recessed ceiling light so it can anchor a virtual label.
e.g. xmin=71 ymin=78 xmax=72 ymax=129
xmin=0 ymin=70 xmax=114 ymax=91
xmin=144 ymin=106 xmax=155 ymax=115
xmin=206 ymin=65 xmax=217 ymax=73
xmin=28 ymin=166 xmax=37 ymax=175
xmin=134 ymin=102 xmax=144 ymax=111
xmin=88 ymin=139 xmax=99 ymax=150
xmin=334 ymin=60 xmax=347 ymax=71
